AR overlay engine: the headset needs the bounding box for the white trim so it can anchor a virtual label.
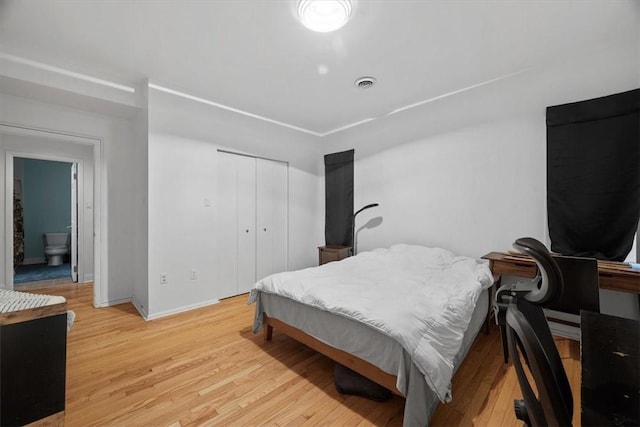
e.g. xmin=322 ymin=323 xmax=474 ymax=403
xmin=319 ymin=117 xmax=376 ymax=136
xmin=216 ymin=148 xmax=289 ymax=165
xmin=149 ymin=70 xmax=530 ymax=138
xmin=131 ymin=297 xmax=148 ymax=319
xmin=142 ymin=299 xmax=221 ymax=321
xmin=545 ymin=309 xmax=581 ymax=341
xmin=2 ymin=54 xmax=529 ymax=139
xmin=1 ymin=123 xmax=104 ymax=307
xmin=386 ymin=69 xmax=531 ymax=116
xmin=1 ymin=53 xmax=135 ymax=94
xmin=148 ymin=83 xmax=324 ymax=137
xmin=548 ymin=321 xmax=581 ymax=341
xmin=0 ymin=123 xmax=100 ymax=145
xmin=99 ymin=296 xmax=132 ymax=308
xmin=285 ymin=161 xmax=290 ymax=273
xmin=6 ymin=152 xmax=84 ymax=287
xmin=94 ymin=129 xmax=107 ymax=308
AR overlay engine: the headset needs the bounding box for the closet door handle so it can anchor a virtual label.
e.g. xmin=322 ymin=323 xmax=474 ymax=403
xmin=263 ymin=228 xmax=267 ymax=231
xmin=245 ymin=229 xmax=250 ymax=233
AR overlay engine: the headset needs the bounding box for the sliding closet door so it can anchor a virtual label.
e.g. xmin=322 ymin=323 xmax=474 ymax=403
xmin=217 ymin=152 xmax=257 ymax=297
xmin=217 ymin=151 xmax=287 ymax=298
xmin=236 ymin=155 xmax=257 ymax=294
xmin=256 ymin=159 xmax=288 ymax=281
xmin=217 ymin=152 xmax=240 ymax=298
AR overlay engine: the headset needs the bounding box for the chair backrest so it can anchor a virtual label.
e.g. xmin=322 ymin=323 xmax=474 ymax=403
xmin=547 ymin=255 xmax=600 ymax=315
xmin=506 ymin=297 xmax=574 ymax=427
xmin=513 ymin=237 xmax=564 ymax=305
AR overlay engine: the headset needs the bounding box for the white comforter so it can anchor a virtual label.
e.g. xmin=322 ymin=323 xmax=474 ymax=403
xmin=248 ymin=244 xmax=493 ymax=402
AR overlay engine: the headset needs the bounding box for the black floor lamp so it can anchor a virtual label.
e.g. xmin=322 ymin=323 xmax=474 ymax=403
xmin=352 ymin=203 xmax=379 ymax=255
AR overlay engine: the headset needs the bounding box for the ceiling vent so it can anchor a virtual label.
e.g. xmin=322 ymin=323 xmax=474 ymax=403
xmin=355 ymin=77 xmax=376 ymax=89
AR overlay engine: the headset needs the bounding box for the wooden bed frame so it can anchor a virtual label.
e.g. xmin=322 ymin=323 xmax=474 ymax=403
xmin=263 ymin=313 xmax=402 ymax=395
xmin=261 ymin=288 xmax=492 ymax=400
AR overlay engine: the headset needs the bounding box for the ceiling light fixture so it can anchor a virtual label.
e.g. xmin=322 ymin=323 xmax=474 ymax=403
xmin=297 ymin=0 xmax=352 ymax=33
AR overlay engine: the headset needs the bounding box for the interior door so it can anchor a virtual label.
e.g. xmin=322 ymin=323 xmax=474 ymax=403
xmin=256 ymin=159 xmax=288 ymax=281
xmin=217 ymin=152 xmax=240 ymax=298
xmin=236 ymin=155 xmax=257 ymax=293
xmin=70 ymin=163 xmax=78 ymax=282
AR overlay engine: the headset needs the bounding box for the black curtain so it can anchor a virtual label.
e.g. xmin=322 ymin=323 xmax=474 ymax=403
xmin=324 ymin=149 xmax=354 ymax=246
xmin=547 ymin=89 xmax=640 ymax=261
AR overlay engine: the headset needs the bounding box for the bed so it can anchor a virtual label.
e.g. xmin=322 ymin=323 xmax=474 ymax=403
xmin=248 ymin=244 xmax=493 ymax=426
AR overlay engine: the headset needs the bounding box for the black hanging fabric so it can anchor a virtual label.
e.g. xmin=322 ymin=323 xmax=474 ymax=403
xmin=324 ymin=149 xmax=354 ymax=246
xmin=546 ymin=89 xmax=640 ymax=261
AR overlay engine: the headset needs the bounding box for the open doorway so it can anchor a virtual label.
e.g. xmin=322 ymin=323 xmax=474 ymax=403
xmin=2 ymin=124 xmax=102 ymax=307
xmin=13 ymin=157 xmax=78 ymax=290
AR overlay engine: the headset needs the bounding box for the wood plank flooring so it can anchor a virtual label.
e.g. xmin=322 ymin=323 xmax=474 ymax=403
xmin=30 ymin=283 xmax=581 ymax=426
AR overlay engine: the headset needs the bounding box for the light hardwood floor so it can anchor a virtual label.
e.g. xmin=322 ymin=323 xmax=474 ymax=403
xmin=31 ymin=283 xmax=580 ymax=426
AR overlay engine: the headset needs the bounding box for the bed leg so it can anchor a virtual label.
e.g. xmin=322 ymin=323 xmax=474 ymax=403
xmin=264 ymin=324 xmax=273 ymax=341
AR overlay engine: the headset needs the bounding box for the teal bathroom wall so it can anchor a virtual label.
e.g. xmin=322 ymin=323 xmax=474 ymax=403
xmin=21 ymin=158 xmax=72 ymax=260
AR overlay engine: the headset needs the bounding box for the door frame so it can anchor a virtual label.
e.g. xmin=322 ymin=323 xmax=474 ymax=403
xmin=70 ymin=162 xmax=78 ymax=282
xmin=10 ymin=155 xmax=83 ymax=284
xmin=1 ymin=123 xmax=104 ymax=307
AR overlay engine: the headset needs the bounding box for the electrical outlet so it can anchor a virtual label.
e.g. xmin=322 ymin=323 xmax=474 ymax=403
xmin=160 ymin=273 xmax=168 ymax=284
xmin=190 ymin=269 xmax=197 ymax=280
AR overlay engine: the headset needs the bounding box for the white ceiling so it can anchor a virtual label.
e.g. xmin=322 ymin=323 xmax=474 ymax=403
xmin=1 ymin=0 xmax=638 ymax=135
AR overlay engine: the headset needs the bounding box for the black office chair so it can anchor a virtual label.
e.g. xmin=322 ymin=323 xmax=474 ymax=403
xmin=496 ymin=237 xmax=573 ymax=426
xmin=544 ymin=255 xmax=600 ymax=340
xmin=498 ymin=237 xmax=565 ymax=306
xmin=506 ymin=297 xmax=574 ymax=427
xmin=495 ymin=237 xmax=564 ymax=361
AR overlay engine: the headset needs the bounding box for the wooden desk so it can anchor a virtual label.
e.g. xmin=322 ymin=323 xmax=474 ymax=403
xmin=581 ymin=311 xmax=640 ymax=426
xmin=0 ymin=300 xmax=68 ymax=426
xmin=482 ymin=252 xmax=640 ymax=295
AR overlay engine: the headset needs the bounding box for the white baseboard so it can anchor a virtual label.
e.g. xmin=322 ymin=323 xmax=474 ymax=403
xmin=131 ymin=297 xmax=149 ymax=319
xmin=143 ymin=298 xmax=220 ymax=321
xmin=101 ymin=296 xmax=221 ymax=321
xmin=545 ymin=309 xmax=581 ymax=341
xmin=80 ymin=273 xmax=94 ymax=283
xmin=97 ymin=296 xmax=132 ymax=308
xmin=548 ymin=320 xmax=581 ymax=341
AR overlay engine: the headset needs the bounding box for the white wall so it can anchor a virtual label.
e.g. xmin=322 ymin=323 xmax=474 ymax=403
xmin=144 ymin=87 xmax=323 ymax=318
xmin=351 ymin=116 xmax=545 ymax=258
xmin=146 ymin=133 xmax=218 ymax=316
xmin=131 ymin=89 xmax=150 ymax=317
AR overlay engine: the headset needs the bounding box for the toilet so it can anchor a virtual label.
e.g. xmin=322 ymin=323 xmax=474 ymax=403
xmin=43 ymin=233 xmax=69 ymax=266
